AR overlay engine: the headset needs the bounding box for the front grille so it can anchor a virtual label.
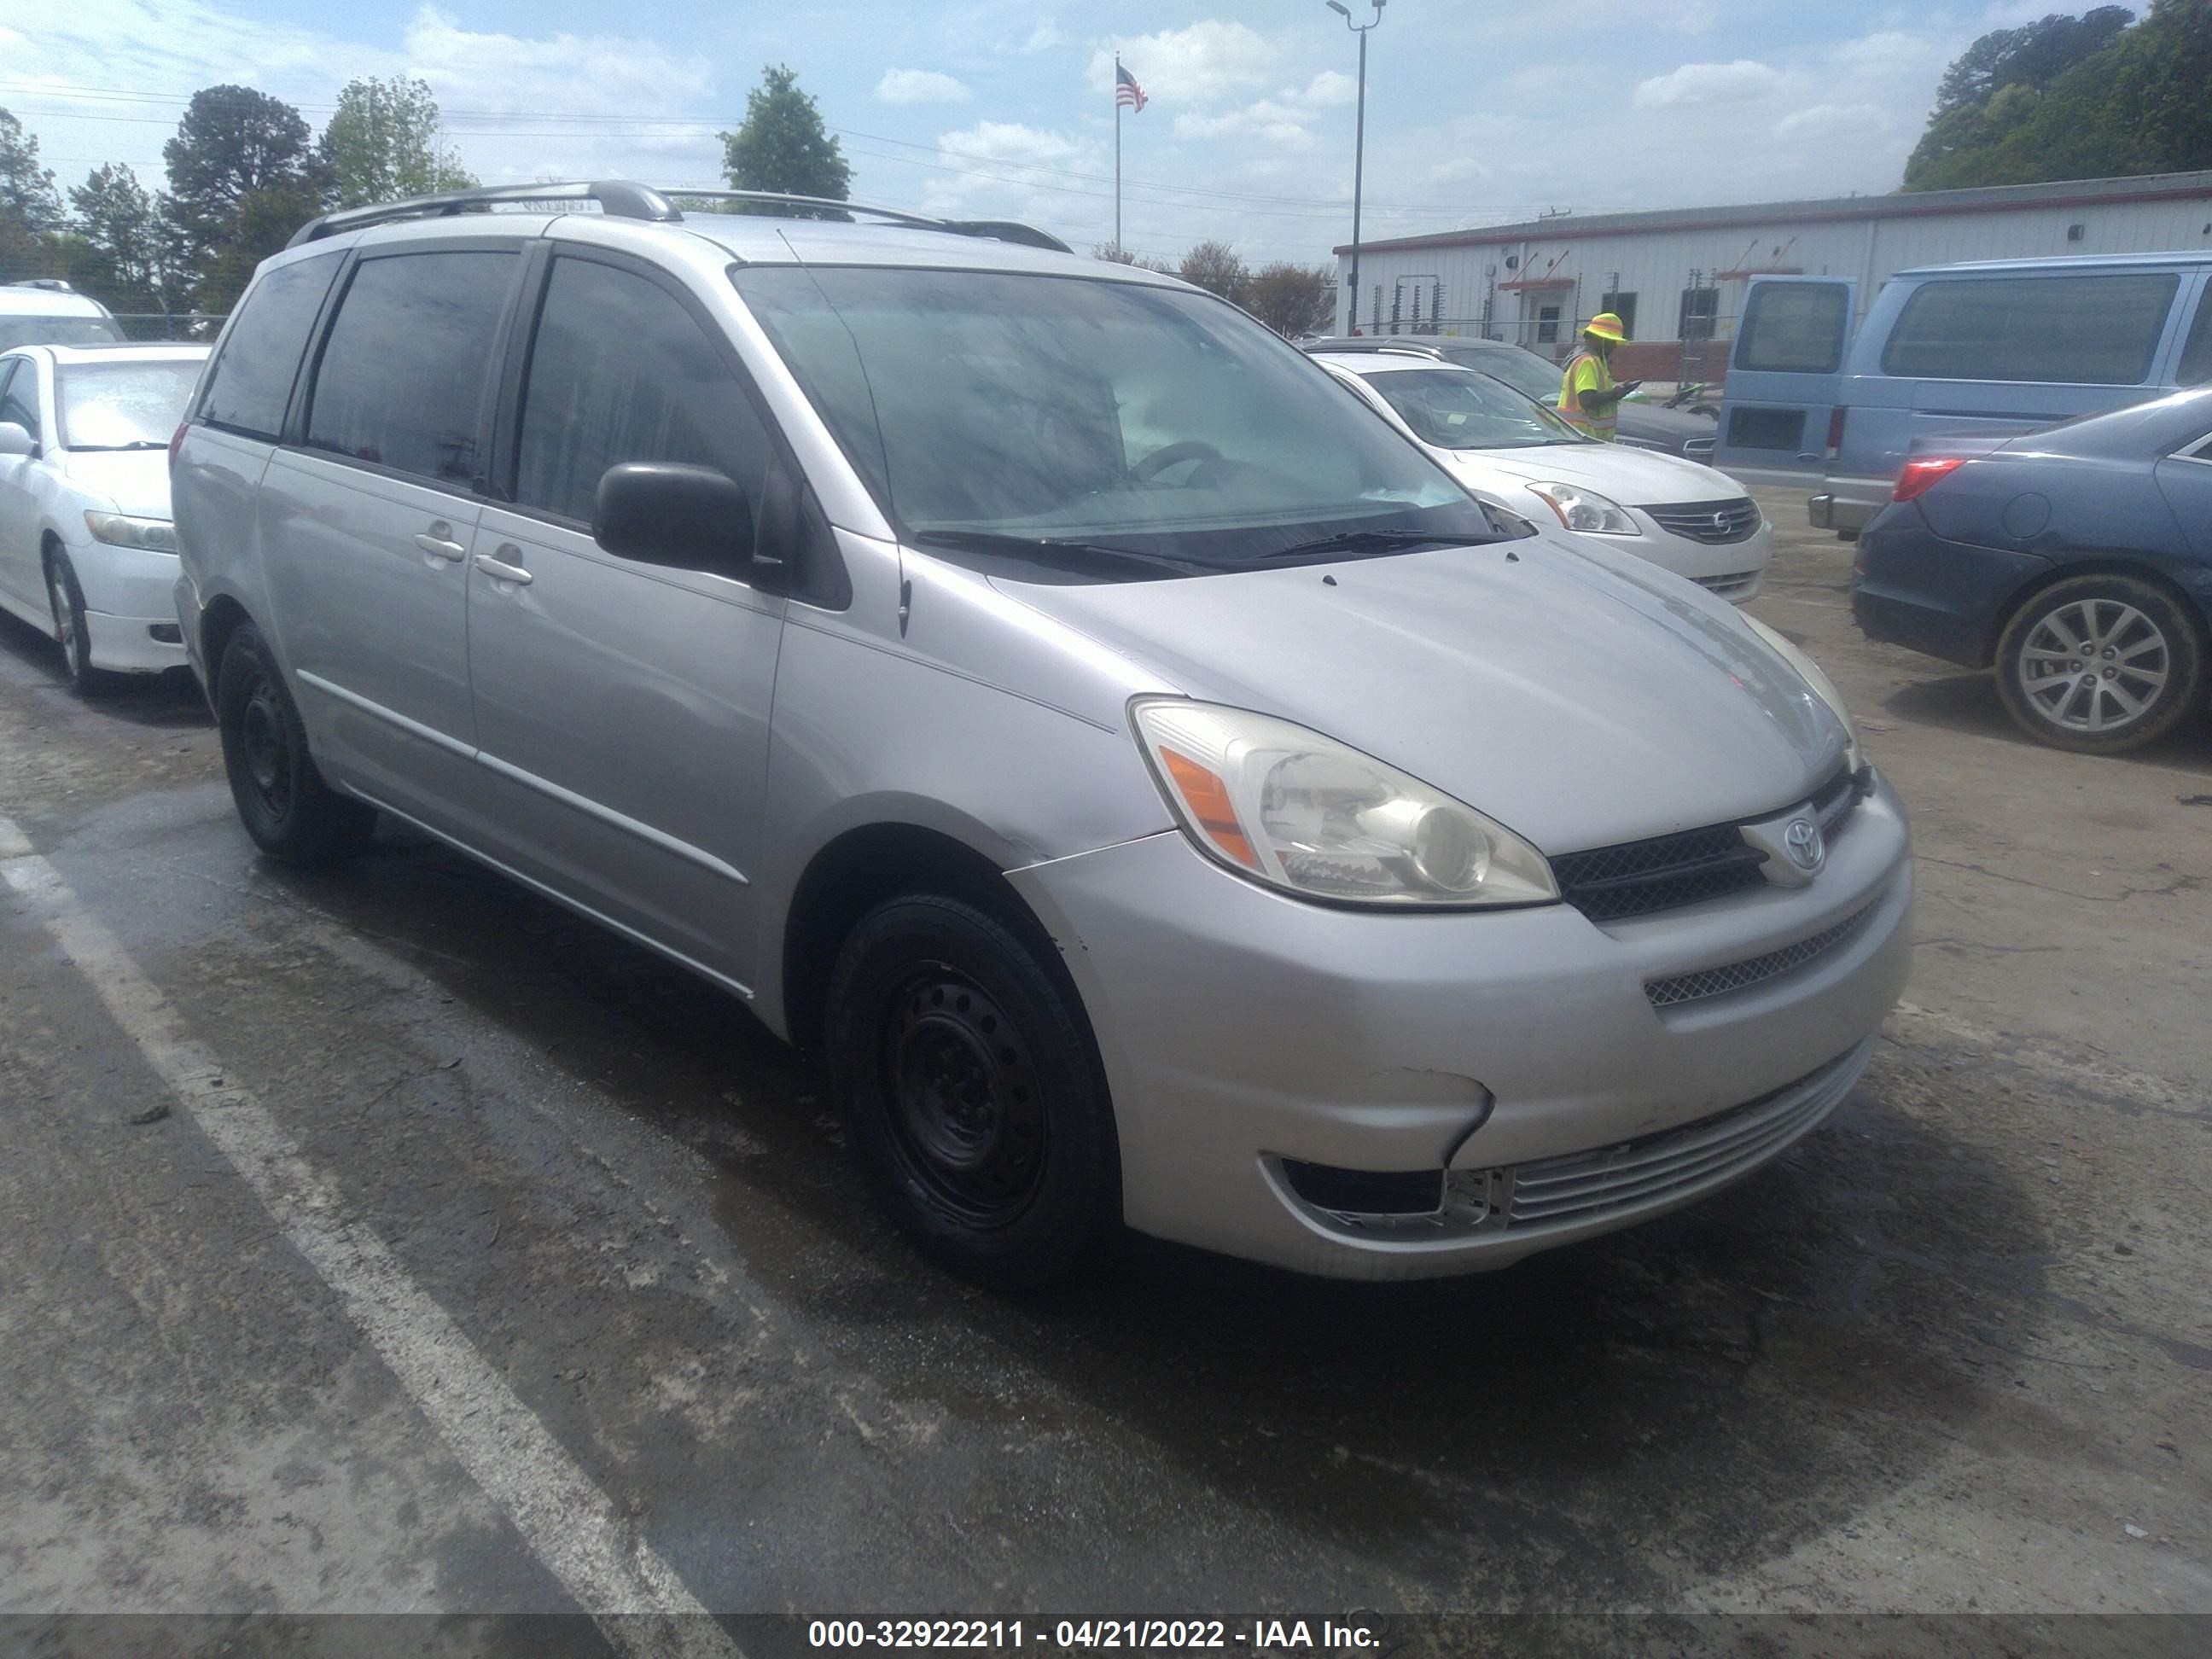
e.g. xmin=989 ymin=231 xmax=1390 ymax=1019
xmin=1644 ymin=899 xmax=1878 ymax=1010
xmin=1553 ymin=765 xmax=1866 ymax=924
xmin=1503 ymin=1042 xmax=1867 ymax=1230
xmin=1691 ymin=570 xmax=1761 ymax=600
xmin=1643 ymin=497 xmax=1761 ymax=544
xmin=1553 ymin=824 xmax=1767 ymax=922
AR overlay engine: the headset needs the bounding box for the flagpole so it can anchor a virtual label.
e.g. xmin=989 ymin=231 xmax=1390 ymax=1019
xmin=1115 ymin=54 xmax=1123 ymax=253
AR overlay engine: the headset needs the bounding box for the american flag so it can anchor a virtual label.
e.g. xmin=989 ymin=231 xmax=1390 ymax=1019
xmin=1115 ymin=63 xmax=1148 ymax=113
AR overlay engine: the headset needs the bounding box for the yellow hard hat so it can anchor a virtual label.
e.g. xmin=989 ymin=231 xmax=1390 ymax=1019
xmin=1584 ymin=311 xmax=1629 ymax=343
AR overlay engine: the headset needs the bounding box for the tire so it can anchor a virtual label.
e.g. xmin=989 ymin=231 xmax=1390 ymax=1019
xmin=824 ymin=894 xmax=1120 ymax=1288
xmin=45 ymin=550 xmax=119 ymax=697
xmin=1994 ymin=573 xmax=2205 ymax=755
xmin=215 ymin=622 xmax=378 ymax=863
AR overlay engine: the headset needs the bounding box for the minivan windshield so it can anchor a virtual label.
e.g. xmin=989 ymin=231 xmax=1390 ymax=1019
xmin=734 ymin=266 xmax=1495 ymax=571
xmin=1353 ymin=366 xmax=1588 ymax=451
xmin=57 ymin=358 xmax=203 ymax=450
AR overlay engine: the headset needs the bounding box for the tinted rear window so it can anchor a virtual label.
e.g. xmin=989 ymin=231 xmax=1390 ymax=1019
xmin=198 ymin=254 xmax=341 ymax=439
xmin=306 ymin=250 xmax=515 ymax=486
xmin=1881 ymin=272 xmax=2180 ymax=385
xmin=1738 ymin=282 xmax=1851 ymax=375
xmin=2179 ymin=283 xmax=2212 ymax=387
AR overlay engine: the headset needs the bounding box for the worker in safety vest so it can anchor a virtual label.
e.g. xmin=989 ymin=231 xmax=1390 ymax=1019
xmin=1557 ymin=311 xmax=1641 ymax=441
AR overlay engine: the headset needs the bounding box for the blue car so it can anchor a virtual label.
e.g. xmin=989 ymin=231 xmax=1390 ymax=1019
xmin=1852 ymin=386 xmax=2212 ymax=754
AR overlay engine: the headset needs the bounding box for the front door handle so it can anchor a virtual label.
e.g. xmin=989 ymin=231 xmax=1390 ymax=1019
xmin=474 ymin=545 xmax=533 ymax=586
xmin=414 ymin=527 xmax=468 ymax=562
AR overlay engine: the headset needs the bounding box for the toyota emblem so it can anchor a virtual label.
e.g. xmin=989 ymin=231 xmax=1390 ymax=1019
xmin=1784 ymin=818 xmax=1825 ymax=871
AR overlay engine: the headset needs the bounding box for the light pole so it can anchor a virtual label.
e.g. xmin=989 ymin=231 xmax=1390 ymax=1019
xmin=1327 ymin=0 xmax=1384 ymax=335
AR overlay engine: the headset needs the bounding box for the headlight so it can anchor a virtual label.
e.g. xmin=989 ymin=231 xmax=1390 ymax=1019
xmin=1743 ymin=615 xmax=1864 ymax=773
xmin=1526 ymin=482 xmax=1641 ymax=537
xmin=84 ymin=511 xmax=177 ymax=552
xmin=1131 ymin=699 xmax=1558 ymax=909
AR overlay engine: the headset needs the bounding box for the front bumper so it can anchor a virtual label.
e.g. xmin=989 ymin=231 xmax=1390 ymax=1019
xmin=1010 ymin=773 xmax=1913 ymax=1279
xmin=67 ymin=538 xmax=186 ymax=674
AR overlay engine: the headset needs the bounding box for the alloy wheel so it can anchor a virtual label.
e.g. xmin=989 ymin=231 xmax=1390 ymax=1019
xmin=2015 ymin=598 xmax=2170 ymax=736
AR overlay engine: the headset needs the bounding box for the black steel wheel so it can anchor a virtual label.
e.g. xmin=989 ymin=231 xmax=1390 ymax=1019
xmin=215 ymin=622 xmax=378 ymax=863
xmin=1995 ymin=573 xmax=2204 ymax=754
xmin=826 ymin=894 xmax=1118 ymax=1286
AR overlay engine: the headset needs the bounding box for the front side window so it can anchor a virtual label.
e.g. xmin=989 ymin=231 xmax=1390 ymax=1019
xmin=734 ymin=266 xmax=1488 ymax=573
xmin=199 ymin=253 xmax=341 ymax=439
xmin=0 ymin=358 xmax=39 ymax=440
xmin=1882 ymin=273 xmax=2180 ymax=385
xmin=1359 ymin=368 xmax=1585 ymax=451
xmin=58 ymin=359 xmax=203 ymax=451
xmin=306 ymin=250 xmax=516 ymax=485
xmin=514 ymin=257 xmax=774 ymax=524
xmin=1738 ymin=282 xmax=1850 ymax=375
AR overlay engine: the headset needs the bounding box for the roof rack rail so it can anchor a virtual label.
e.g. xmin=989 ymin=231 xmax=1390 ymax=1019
xmin=287 ymin=179 xmax=1072 ymax=255
xmin=1301 ymin=341 xmax=1446 ymax=359
xmin=6 ymin=277 xmax=78 ymax=293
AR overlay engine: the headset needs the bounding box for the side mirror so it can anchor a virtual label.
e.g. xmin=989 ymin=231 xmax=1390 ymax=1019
xmin=0 ymin=422 xmax=35 ymax=459
xmin=592 ymin=463 xmax=754 ymax=578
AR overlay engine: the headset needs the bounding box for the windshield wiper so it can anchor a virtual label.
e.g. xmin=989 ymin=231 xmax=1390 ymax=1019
xmin=911 ymin=529 xmax=1209 ymax=578
xmin=1262 ymin=528 xmax=1470 ymax=560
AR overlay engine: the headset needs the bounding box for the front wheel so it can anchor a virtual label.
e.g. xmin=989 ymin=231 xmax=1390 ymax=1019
xmin=46 ymin=551 xmax=117 ymax=697
xmin=216 ymin=622 xmax=378 ymax=863
xmin=1994 ymin=574 xmax=2204 ymax=754
xmin=824 ymin=894 xmax=1120 ymax=1288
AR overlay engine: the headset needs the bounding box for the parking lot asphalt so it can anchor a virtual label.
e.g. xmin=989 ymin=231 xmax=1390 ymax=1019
xmin=1 ymin=484 xmax=2207 ymax=1643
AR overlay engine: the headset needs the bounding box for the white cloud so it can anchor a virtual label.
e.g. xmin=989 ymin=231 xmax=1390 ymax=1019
xmin=1632 ymin=58 xmax=1784 ymax=108
xmin=873 ymin=68 xmax=973 ymax=105
xmin=1005 ymin=20 xmax=1063 ymax=55
xmin=1300 ymin=70 xmax=1359 ymax=108
xmin=1776 ymin=103 xmax=1882 ymax=142
xmin=1087 ymin=20 xmax=1278 ymax=108
xmin=1431 ymin=157 xmax=1493 ymax=184
xmin=916 ymin=120 xmax=1109 ymax=228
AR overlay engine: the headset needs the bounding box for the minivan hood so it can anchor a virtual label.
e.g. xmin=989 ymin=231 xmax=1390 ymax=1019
xmin=992 ymin=538 xmax=1844 ymax=854
xmin=61 ymin=449 xmax=172 ymax=520
xmin=1450 ymin=441 xmax=1749 ymax=504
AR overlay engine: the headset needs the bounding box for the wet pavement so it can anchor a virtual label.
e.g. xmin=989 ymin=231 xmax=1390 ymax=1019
xmin=1 ymin=489 xmax=2208 ymax=1640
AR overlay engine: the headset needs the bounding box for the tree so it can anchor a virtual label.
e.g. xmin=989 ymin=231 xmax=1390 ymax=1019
xmin=162 ymin=85 xmax=327 ymax=304
xmin=321 ymin=77 xmax=476 ymax=209
xmin=1092 ymin=242 xmax=1173 ymax=273
xmin=0 ymin=108 xmax=64 ymax=235
xmin=719 ymin=65 xmax=851 ymax=215
xmin=1901 ymin=3 xmax=2212 ymax=189
xmin=1177 ymin=240 xmax=1249 ymax=305
xmin=68 ymin=164 xmax=172 ymax=317
xmin=1243 ymin=263 xmax=1333 ymax=335
xmin=191 ymin=179 xmax=330 ymax=317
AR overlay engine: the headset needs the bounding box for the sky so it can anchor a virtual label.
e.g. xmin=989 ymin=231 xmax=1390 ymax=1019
xmin=0 ymin=0 xmax=2089 ymax=268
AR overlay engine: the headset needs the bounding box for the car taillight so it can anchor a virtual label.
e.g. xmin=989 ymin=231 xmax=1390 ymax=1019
xmin=1825 ymin=406 xmax=1848 ymax=457
xmin=1894 ymin=457 xmax=1965 ymax=503
xmin=167 ymin=422 xmax=186 ymax=473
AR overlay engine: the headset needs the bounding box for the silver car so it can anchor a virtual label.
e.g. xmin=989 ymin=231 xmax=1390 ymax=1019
xmin=172 ymin=182 xmax=1913 ymax=1287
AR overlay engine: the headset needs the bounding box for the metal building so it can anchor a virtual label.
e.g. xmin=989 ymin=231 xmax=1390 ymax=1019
xmin=1334 ymin=170 xmax=2212 ymax=381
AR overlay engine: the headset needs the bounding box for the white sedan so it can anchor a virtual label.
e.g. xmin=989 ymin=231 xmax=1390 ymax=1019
xmin=0 ymin=341 xmax=208 ymax=693
xmin=1312 ymin=346 xmax=1771 ymax=602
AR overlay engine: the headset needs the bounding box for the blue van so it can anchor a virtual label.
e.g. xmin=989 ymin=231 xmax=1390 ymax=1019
xmin=1713 ymin=253 xmax=2212 ymax=535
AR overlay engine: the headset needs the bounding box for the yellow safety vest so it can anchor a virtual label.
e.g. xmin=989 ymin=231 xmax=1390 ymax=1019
xmin=1557 ymin=350 xmax=1617 ymax=441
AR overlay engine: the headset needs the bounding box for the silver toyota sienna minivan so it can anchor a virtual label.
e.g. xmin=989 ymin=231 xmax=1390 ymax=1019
xmin=172 ymin=182 xmax=1914 ymax=1286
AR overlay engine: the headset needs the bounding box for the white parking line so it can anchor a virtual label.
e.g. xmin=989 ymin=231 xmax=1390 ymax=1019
xmin=0 ymin=813 xmax=741 ymax=1659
